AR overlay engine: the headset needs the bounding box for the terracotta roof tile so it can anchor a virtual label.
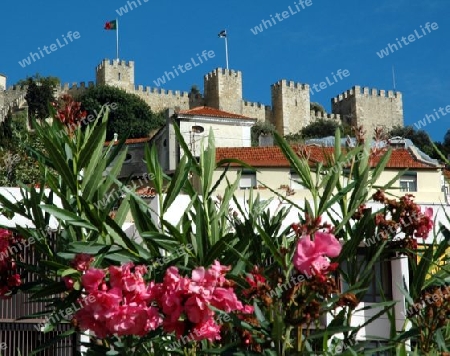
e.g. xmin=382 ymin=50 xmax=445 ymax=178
xmin=178 ymin=106 xmax=256 ymax=120
xmin=215 ymin=146 xmax=440 ymax=169
xmin=104 ymin=137 xmax=151 ymax=146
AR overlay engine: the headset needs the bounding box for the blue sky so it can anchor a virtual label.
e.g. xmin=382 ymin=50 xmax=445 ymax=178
xmin=1 ymin=0 xmax=449 ymax=141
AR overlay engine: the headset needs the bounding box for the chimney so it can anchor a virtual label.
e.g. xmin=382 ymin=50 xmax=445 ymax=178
xmin=259 ymin=133 xmax=274 ymax=147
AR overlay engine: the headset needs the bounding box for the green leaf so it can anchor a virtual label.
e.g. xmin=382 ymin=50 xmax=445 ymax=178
xmin=40 ymin=205 xmax=98 ymax=231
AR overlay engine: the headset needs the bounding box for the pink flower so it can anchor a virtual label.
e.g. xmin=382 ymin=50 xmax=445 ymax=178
xmin=70 ymin=253 xmax=94 ymax=271
xmin=185 ymin=295 xmax=210 ymax=323
xmin=415 ymin=207 xmax=433 ymax=239
xmin=81 ymin=268 xmax=105 ymax=293
xmin=161 ymin=290 xmax=184 ymax=322
xmin=7 ymin=274 xmax=21 ymax=287
xmin=293 ymin=231 xmax=341 ymax=275
xmin=192 ymin=318 xmax=222 ymax=341
xmin=212 ymin=287 xmax=243 ymax=313
xmin=75 ymin=308 xmax=109 ymax=339
xmin=107 ymin=305 xmax=151 ymax=336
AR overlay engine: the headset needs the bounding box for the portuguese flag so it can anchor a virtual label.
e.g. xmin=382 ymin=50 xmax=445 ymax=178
xmin=104 ymin=20 xmax=117 ymax=30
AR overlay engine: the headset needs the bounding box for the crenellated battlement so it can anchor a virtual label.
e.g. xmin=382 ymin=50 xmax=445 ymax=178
xmin=243 ymin=101 xmax=270 ymax=109
xmin=310 ymin=110 xmax=341 ymax=120
xmin=332 ymin=85 xmax=402 ymax=103
xmin=204 ymin=68 xmax=242 ymax=80
xmin=0 ymin=59 xmax=404 ymax=135
xmin=6 ymin=85 xmax=28 ymax=92
xmin=133 ymin=85 xmax=190 ymax=97
xmin=272 ymin=79 xmax=309 ymax=90
xmin=96 ymin=59 xmax=134 ymax=72
xmin=4 ymin=86 xmax=28 ymax=104
xmin=61 ymin=81 xmax=95 ymax=91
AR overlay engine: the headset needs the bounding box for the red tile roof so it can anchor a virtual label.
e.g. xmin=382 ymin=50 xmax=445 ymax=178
xmin=178 ymin=106 xmax=256 ymax=120
xmin=104 ymin=137 xmax=151 ymax=146
xmin=215 ymin=146 xmax=440 ymax=169
xmin=135 ymin=186 xmax=156 ymax=198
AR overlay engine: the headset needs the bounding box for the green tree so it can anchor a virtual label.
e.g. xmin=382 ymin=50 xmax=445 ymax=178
xmin=77 ymin=85 xmax=165 ymax=141
xmin=251 ymin=121 xmax=276 ymax=146
xmin=0 ymin=110 xmax=43 ymax=186
xmin=389 ymin=125 xmax=436 ymax=157
xmin=19 ymin=74 xmax=60 ymax=124
xmin=301 ymin=119 xmax=339 ymax=139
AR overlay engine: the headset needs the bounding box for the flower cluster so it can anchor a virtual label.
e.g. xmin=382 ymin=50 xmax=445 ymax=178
xmin=0 ymin=229 xmax=22 ymax=299
xmin=151 ymin=261 xmax=253 ymax=341
xmin=54 ymin=94 xmax=87 ymax=131
xmin=74 ymin=259 xmax=252 ymax=342
xmin=74 ymin=263 xmax=161 ymax=338
xmin=372 ymin=190 xmax=433 ymax=248
xmin=293 ymin=226 xmax=342 ymax=278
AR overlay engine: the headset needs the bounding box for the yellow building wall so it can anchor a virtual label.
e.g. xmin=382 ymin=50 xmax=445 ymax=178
xmin=211 ymin=167 xmax=444 ymax=204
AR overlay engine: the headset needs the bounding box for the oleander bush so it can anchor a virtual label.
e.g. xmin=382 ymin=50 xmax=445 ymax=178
xmin=0 ymin=102 xmax=449 ymax=355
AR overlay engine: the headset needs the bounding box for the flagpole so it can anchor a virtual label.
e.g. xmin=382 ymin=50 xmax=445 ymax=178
xmin=116 ymin=18 xmax=119 ymax=60
xmin=224 ymin=32 xmax=229 ymax=69
xmin=392 ymin=65 xmax=396 ymax=91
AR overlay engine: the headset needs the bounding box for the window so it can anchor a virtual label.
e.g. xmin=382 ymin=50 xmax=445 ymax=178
xmin=340 ymin=249 xmax=392 ymax=303
xmin=124 ymin=154 xmax=132 ymax=163
xmin=399 ymin=173 xmax=417 ymax=192
xmin=118 ymin=73 xmax=121 ymax=81
xmin=240 ymin=171 xmax=256 ymax=190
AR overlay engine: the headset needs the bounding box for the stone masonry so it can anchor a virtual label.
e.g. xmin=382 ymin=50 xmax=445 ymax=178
xmin=0 ymin=59 xmax=404 ymax=136
xmin=332 ymin=86 xmax=403 ymax=137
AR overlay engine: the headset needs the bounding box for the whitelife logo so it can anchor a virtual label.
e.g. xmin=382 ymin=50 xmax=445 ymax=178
xmin=376 ymin=22 xmax=438 ymax=59
xmin=18 ymin=31 xmax=81 ymax=68
xmin=250 ymin=0 xmax=313 ymax=35
xmin=115 ymin=0 xmax=149 ymax=16
xmin=153 ymin=50 xmax=215 ymax=87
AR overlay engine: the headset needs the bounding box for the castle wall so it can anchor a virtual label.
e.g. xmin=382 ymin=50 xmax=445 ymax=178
xmin=0 ymin=59 xmax=405 ymax=136
xmin=310 ymin=111 xmax=341 ymax=122
xmin=1 ymin=86 xmax=27 ymax=122
xmin=332 ymin=86 xmax=403 ymax=136
xmin=271 ymin=80 xmax=310 ymax=135
xmin=242 ymin=101 xmax=272 ymax=123
xmin=132 ymin=86 xmax=190 ymax=112
xmin=0 ymin=89 xmax=4 ymax=111
xmin=189 ymin=93 xmax=205 ymax=109
xmin=0 ymin=75 xmax=6 ymax=91
xmin=58 ymin=81 xmax=94 ymax=98
xmin=204 ymin=68 xmax=243 ymax=114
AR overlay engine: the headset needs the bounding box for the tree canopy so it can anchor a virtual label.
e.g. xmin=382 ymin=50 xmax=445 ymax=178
xmin=388 ymin=125 xmax=435 ymax=157
xmin=251 ymin=121 xmax=276 ymax=146
xmin=77 ymin=85 xmax=165 ymax=141
xmin=19 ymin=74 xmax=60 ymax=123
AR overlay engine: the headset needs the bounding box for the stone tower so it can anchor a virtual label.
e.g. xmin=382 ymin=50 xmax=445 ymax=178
xmin=0 ymin=74 xmax=6 ymax=117
xmin=203 ymin=68 xmax=243 ymax=114
xmin=271 ymin=80 xmax=310 ymax=135
xmin=96 ymin=59 xmax=135 ymax=91
xmin=332 ymin=86 xmax=403 ymax=136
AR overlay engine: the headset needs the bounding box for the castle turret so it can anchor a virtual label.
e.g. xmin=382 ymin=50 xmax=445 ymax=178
xmin=271 ymin=80 xmax=310 ymax=135
xmin=96 ymin=59 xmax=135 ymax=91
xmin=0 ymin=74 xmax=5 ymax=111
xmin=0 ymin=74 xmax=6 ymax=91
xmin=0 ymin=73 xmax=6 ymax=122
xmin=204 ymin=68 xmax=243 ymax=114
xmin=332 ymin=86 xmax=403 ymax=136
